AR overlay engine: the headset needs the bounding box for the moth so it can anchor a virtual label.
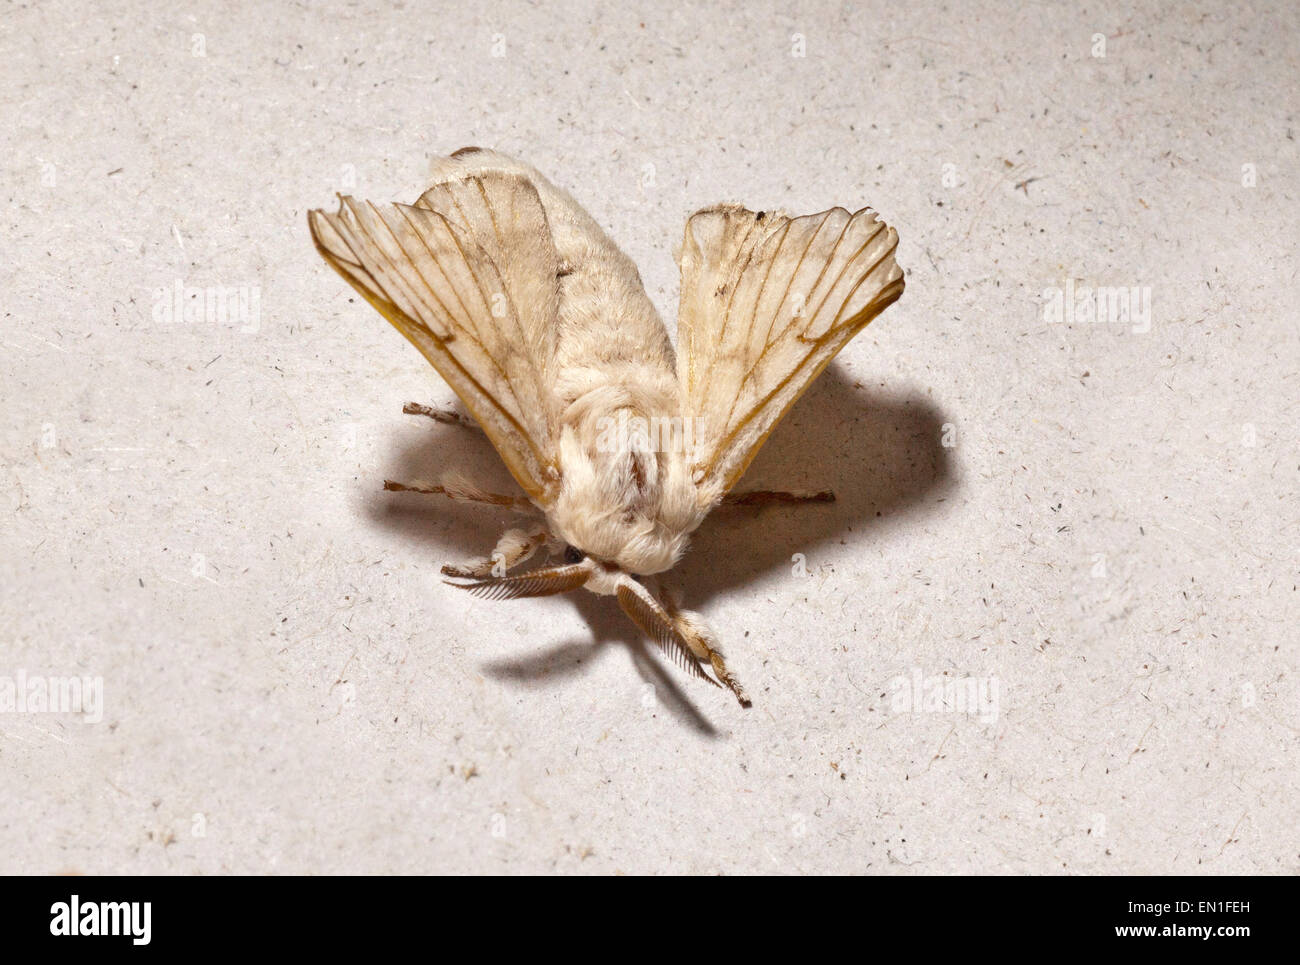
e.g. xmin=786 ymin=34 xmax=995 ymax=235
xmin=308 ymin=148 xmax=904 ymax=706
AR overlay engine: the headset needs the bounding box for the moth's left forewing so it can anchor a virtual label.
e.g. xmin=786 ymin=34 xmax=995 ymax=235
xmin=308 ymin=174 xmax=563 ymax=506
xmin=676 ymin=203 xmax=904 ymax=503
xmin=415 ymin=174 xmax=561 ymax=370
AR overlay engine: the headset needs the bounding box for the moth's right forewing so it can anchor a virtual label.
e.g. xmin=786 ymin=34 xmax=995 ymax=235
xmin=308 ymin=175 xmax=563 ymax=506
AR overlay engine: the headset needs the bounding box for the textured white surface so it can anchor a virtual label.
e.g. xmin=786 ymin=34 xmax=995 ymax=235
xmin=1 ymin=0 xmax=1296 ymax=874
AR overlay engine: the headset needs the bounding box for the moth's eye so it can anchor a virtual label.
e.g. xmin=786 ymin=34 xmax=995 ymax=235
xmin=563 ymin=545 xmax=585 ymax=564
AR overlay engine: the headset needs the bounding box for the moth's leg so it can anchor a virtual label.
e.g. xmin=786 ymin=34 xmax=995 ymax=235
xmin=441 ymin=522 xmax=550 ymax=579
xmin=402 ymin=401 xmax=483 ymax=433
xmin=721 ymin=489 xmax=835 ymax=507
xmin=382 ymin=477 xmax=532 ymax=510
xmin=659 ymin=585 xmax=752 ymax=708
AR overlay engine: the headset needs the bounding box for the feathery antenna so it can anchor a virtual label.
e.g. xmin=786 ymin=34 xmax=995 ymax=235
xmin=616 ymin=581 xmax=719 ymax=687
xmin=446 ymin=562 xmax=593 ymax=600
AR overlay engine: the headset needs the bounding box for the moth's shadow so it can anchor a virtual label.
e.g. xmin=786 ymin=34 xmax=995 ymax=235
xmin=476 ymin=594 xmax=721 ymax=735
xmin=365 ymin=365 xmax=953 ymax=727
xmin=676 ymin=369 xmax=954 ymax=605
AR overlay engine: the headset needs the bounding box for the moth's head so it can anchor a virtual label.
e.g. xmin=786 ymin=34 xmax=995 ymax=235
xmin=546 ymin=501 xmax=690 ymax=577
xmin=543 ymin=398 xmax=708 ymax=577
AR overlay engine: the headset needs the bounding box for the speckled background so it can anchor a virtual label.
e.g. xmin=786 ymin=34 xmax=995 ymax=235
xmin=2 ymin=0 xmax=1296 ymax=874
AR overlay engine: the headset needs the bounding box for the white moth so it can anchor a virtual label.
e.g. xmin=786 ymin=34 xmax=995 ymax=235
xmin=308 ymin=148 xmax=904 ymax=706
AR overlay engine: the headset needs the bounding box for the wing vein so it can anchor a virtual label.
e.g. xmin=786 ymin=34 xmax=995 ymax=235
xmin=696 ymin=215 xmax=764 ymax=405
xmin=769 ymin=210 xmax=859 ymax=349
xmin=751 ymin=219 xmax=795 ymax=357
